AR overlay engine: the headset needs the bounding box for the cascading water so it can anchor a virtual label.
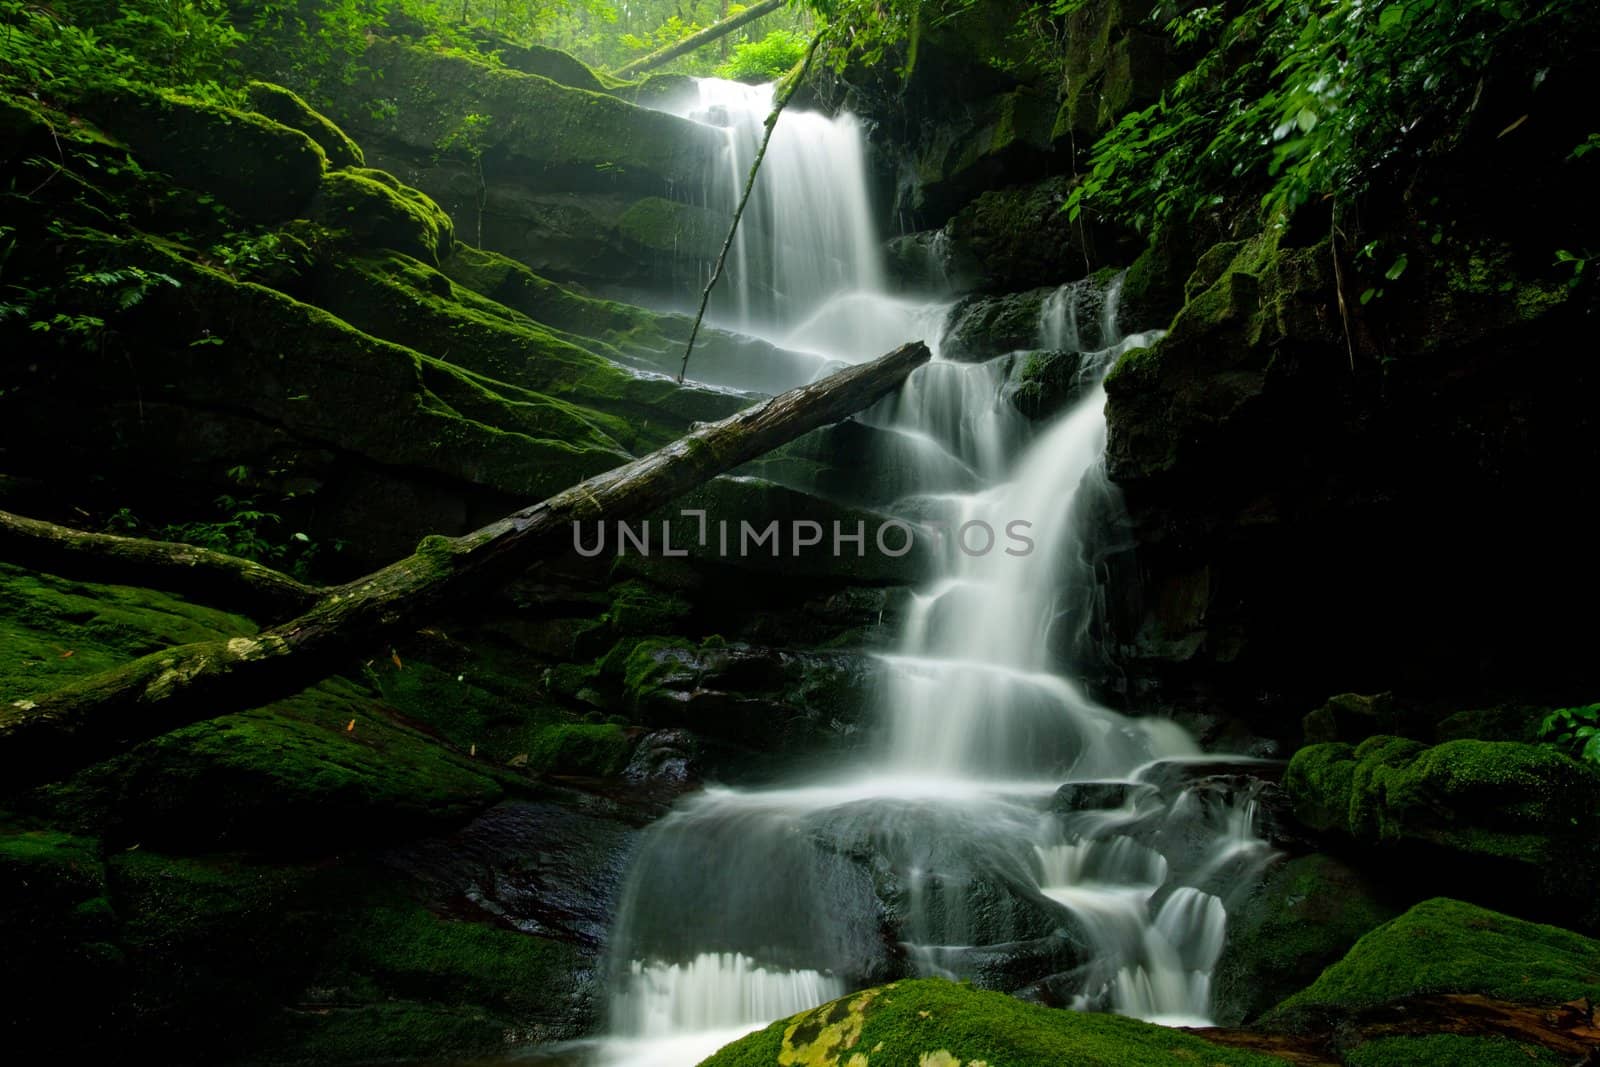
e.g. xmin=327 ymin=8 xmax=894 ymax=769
xmin=591 ymin=80 xmax=1274 ymax=1067
xmin=654 ymin=80 xmax=948 ymax=367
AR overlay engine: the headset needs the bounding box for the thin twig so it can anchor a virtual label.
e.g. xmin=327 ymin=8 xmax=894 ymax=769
xmin=1330 ymin=201 xmax=1356 ymax=373
xmin=679 ymin=31 xmax=824 ymax=384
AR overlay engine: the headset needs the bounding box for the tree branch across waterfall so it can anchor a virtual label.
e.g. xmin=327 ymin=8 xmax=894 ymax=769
xmin=678 ymin=30 xmax=824 ymax=383
xmin=0 ymin=343 xmax=929 ymax=787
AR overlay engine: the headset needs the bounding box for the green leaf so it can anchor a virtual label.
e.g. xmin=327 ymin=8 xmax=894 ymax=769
xmin=1384 ymin=255 xmax=1409 ymax=281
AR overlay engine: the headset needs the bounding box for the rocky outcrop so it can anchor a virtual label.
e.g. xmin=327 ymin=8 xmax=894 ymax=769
xmin=1101 ymin=215 xmax=1598 ymax=733
xmin=313 ymin=39 xmax=726 ymax=296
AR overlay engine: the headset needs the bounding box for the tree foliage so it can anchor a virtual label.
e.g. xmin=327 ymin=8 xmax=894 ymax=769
xmin=1067 ymin=0 xmax=1595 ymax=234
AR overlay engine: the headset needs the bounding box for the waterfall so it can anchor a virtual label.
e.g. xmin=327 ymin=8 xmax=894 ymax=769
xmin=653 ymin=80 xmax=953 ymax=369
xmin=591 ymin=81 xmax=1274 ymax=1067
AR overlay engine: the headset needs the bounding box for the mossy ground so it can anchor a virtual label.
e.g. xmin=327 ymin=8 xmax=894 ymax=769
xmin=703 ymin=978 xmax=1284 ymax=1067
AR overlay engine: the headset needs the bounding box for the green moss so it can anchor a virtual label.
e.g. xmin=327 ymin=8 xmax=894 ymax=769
xmin=1281 ymin=741 xmax=1356 ymax=832
xmin=245 ymin=80 xmax=365 ymax=168
xmin=320 ymin=252 xmax=741 ymax=450
xmin=1212 ymin=853 xmax=1402 ymax=1025
xmin=312 ymin=169 xmax=455 ymax=264
xmin=618 ymin=636 xmax=695 ymax=708
xmin=86 ymin=86 xmax=327 ymax=222
xmin=0 ymin=562 xmax=255 ymax=701
xmin=1265 ymin=898 xmax=1600 ymax=1020
xmin=0 ymin=821 xmax=107 ymax=925
xmin=36 ymin=676 xmax=504 ymax=852
xmin=15 ymin=227 xmax=637 ymax=505
xmin=1344 ymin=1034 xmax=1565 ymax=1067
xmin=703 ymin=978 xmax=1284 ymax=1067
xmin=1433 ymin=704 xmax=1544 ymax=743
xmin=607 ymin=579 xmax=693 ymax=634
xmin=617 ymin=195 xmax=726 ymax=258
xmin=110 ymin=849 xmax=313 ymax=950
xmin=1284 ymin=737 xmax=1600 ymax=895
xmin=518 ymin=722 xmax=631 ymax=776
xmin=269 ymin=892 xmax=586 ymax=1061
xmin=330 ymin=40 xmax=720 ymax=191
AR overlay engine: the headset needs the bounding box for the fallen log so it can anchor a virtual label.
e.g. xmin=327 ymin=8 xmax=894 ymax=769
xmin=0 ymin=342 xmax=930 ymax=786
xmin=611 ymin=0 xmax=785 ymax=79
xmin=0 ymin=510 xmax=321 ymax=618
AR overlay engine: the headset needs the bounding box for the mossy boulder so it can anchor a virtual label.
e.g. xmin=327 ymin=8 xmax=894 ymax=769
xmin=942 ymin=287 xmax=1052 ymax=362
xmin=84 ymin=87 xmax=326 ymax=222
xmin=1008 ymin=349 xmax=1091 ymax=421
xmin=245 ymin=80 xmax=365 ymax=168
xmin=311 ymin=168 xmax=455 ymax=264
xmin=702 ymin=978 xmax=1283 ymax=1067
xmin=1283 ymin=738 xmax=1600 ymax=925
xmin=1263 ymin=897 xmax=1600 ymax=1025
xmin=1211 ymin=853 xmax=1402 ymax=1025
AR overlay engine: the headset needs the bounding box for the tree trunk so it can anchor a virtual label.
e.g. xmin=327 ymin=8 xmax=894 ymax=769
xmin=0 ymin=510 xmax=321 ymax=618
xmin=611 ymin=0 xmax=784 ymax=79
xmin=0 ymin=343 xmax=930 ymax=786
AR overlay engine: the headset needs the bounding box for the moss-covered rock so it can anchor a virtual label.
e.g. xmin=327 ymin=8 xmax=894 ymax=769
xmin=314 ymin=252 xmax=741 ymax=452
xmin=942 ymin=287 xmax=1053 ymax=361
xmin=1283 ymin=739 xmax=1600 ymax=924
xmin=1303 ymin=691 xmax=1400 ymax=744
xmin=311 ymin=168 xmax=455 ymax=264
xmin=942 ymin=176 xmax=1136 ymax=293
xmin=1263 ymin=898 xmax=1600 ymax=1023
xmin=1211 ymin=853 xmax=1402 ymax=1025
xmin=616 ymin=195 xmax=727 ymax=260
xmin=330 ymin=39 xmax=720 ymax=195
xmin=1053 ymin=0 xmax=1175 ymax=141
xmin=703 ymin=978 xmax=1284 ymax=1067
xmin=0 ymin=226 xmax=641 ymax=563
xmin=34 ymin=677 xmax=505 ymax=854
xmin=0 ymin=562 xmax=256 ymax=700
xmin=1008 ymin=349 xmax=1091 ymax=421
xmin=84 ymin=87 xmax=327 ymax=222
xmin=268 ymin=892 xmax=589 ymax=1060
xmin=245 ymin=80 xmax=366 ymax=169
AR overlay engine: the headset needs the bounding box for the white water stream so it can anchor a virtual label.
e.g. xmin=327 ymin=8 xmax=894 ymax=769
xmin=586 ymin=79 xmax=1273 ymax=1067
